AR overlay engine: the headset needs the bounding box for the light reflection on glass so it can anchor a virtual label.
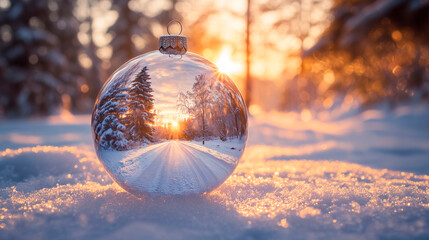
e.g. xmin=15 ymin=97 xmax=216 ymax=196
xmin=91 ymin=51 xmax=248 ymax=196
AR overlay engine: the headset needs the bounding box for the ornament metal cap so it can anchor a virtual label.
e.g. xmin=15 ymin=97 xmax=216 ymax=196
xmin=159 ymin=20 xmax=187 ymax=55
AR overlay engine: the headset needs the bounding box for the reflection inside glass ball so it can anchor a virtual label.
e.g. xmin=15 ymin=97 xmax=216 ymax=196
xmin=91 ymin=51 xmax=248 ymax=196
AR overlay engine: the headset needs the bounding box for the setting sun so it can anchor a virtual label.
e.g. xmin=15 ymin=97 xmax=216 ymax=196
xmin=215 ymin=46 xmax=243 ymax=75
xmin=172 ymin=120 xmax=178 ymax=128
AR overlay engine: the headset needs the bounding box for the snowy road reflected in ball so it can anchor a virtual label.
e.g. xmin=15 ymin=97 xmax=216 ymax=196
xmin=91 ymin=51 xmax=248 ymax=196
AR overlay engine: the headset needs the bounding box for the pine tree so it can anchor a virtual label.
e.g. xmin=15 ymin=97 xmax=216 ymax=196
xmin=128 ymin=66 xmax=155 ymax=143
xmin=0 ymin=0 xmax=97 ymax=117
xmin=93 ymin=89 xmax=128 ymax=138
xmin=98 ymin=114 xmax=128 ymax=151
xmin=93 ymin=80 xmax=129 ymax=150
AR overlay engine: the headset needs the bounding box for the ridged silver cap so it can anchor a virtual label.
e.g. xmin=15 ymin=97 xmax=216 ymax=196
xmin=159 ymin=35 xmax=187 ymax=55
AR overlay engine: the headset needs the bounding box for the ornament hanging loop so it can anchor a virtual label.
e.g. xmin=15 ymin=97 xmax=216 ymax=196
xmin=167 ymin=20 xmax=182 ymax=35
xmin=159 ymin=20 xmax=187 ymax=55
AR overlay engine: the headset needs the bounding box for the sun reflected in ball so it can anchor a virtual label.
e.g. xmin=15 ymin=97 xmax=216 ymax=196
xmin=91 ymin=51 xmax=248 ymax=196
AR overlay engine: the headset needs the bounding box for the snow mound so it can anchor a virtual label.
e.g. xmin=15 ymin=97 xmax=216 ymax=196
xmin=1 ymin=146 xmax=429 ymax=239
xmin=0 ymin=146 xmax=110 ymax=191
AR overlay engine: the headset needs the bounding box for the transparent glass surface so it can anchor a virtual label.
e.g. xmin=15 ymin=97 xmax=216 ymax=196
xmin=91 ymin=51 xmax=248 ymax=196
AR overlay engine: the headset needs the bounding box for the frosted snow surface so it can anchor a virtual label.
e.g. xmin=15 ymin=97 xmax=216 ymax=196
xmin=1 ymin=106 xmax=429 ymax=239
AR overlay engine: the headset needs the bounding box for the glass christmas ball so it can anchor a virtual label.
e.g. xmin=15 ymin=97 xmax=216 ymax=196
xmin=91 ymin=50 xmax=248 ymax=197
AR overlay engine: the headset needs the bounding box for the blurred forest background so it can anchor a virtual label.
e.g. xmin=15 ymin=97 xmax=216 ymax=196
xmin=0 ymin=0 xmax=428 ymax=118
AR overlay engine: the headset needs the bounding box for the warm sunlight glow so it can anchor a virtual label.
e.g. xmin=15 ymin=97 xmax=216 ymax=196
xmin=215 ymin=46 xmax=243 ymax=75
xmin=301 ymin=109 xmax=312 ymax=122
xmin=172 ymin=120 xmax=178 ymax=128
xmin=249 ymin=104 xmax=262 ymax=115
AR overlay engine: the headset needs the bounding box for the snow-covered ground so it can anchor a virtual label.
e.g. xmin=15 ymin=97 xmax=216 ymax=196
xmin=187 ymin=138 xmax=246 ymax=159
xmin=98 ymin=140 xmax=239 ymax=196
xmin=1 ymin=104 xmax=429 ymax=239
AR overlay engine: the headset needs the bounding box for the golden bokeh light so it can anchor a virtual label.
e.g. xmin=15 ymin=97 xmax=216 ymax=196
xmin=249 ymin=104 xmax=262 ymax=115
xmin=300 ymin=109 xmax=312 ymax=122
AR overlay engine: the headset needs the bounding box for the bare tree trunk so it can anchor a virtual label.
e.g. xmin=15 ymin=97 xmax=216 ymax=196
xmin=202 ymin=107 xmax=205 ymax=145
xmin=86 ymin=0 xmax=101 ymax=100
xmin=245 ymin=0 xmax=252 ymax=108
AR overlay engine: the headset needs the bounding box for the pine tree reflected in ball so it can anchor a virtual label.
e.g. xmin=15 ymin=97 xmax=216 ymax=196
xmin=91 ymin=45 xmax=248 ymax=196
